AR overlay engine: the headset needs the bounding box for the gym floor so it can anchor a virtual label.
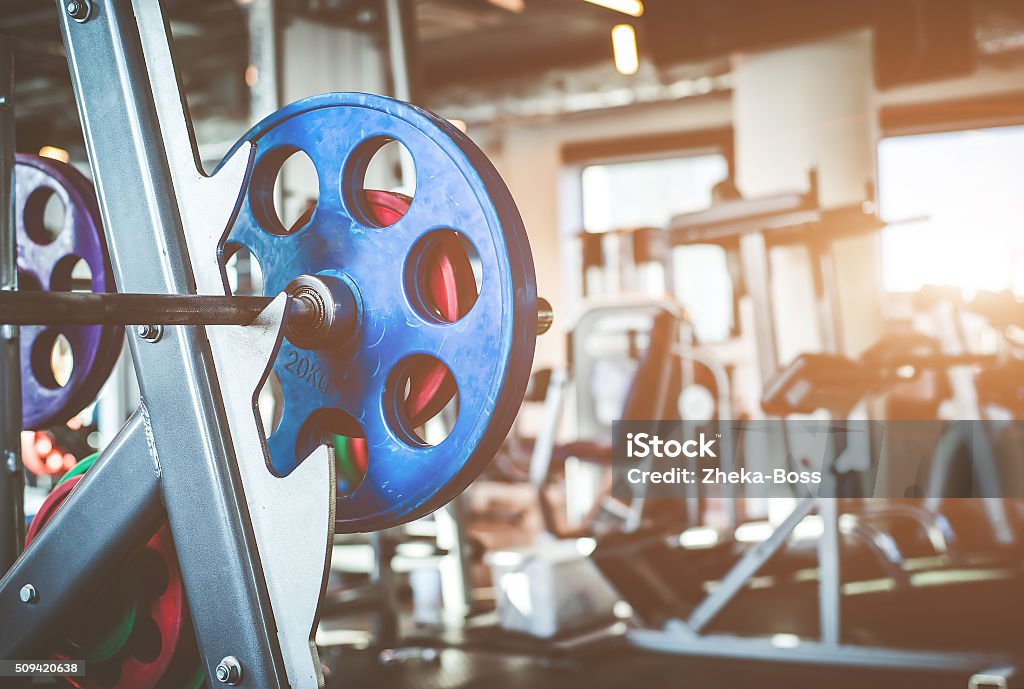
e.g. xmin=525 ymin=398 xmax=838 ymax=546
xmin=321 ymin=646 xmax=969 ymax=689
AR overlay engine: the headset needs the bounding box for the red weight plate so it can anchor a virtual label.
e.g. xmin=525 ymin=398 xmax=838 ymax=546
xmin=74 ymin=527 xmax=186 ymax=689
xmin=350 ymin=436 xmax=369 ymax=473
xmin=365 ymin=191 xmax=476 ymax=426
xmin=363 ymin=189 xmax=411 ymax=226
xmin=26 ymin=480 xmax=186 ymax=689
xmin=405 ymin=231 xmax=477 ymax=426
xmin=24 ymin=475 xmax=80 ymax=545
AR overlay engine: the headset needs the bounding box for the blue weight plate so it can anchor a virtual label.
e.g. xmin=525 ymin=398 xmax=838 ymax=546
xmin=222 ymin=93 xmax=538 ymax=532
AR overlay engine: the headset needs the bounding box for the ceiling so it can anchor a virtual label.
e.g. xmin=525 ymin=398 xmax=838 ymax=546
xmin=1 ymin=0 xmax=635 ymax=154
xmin=3 ymin=0 xmax=1024 ymax=156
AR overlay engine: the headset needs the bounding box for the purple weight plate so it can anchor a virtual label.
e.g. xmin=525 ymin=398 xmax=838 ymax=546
xmin=15 ymin=154 xmax=122 ymax=429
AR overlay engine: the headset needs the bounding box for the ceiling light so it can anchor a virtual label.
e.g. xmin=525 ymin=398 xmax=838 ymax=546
xmin=611 ymin=24 xmax=639 ymax=76
xmin=585 ymin=0 xmax=644 ymax=17
xmin=39 ymin=146 xmax=70 ymax=164
xmin=489 ymin=0 xmax=525 ymax=11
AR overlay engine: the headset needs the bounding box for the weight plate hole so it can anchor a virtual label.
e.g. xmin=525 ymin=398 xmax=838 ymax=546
xmin=385 ymin=354 xmax=458 ymax=447
xmin=404 ymin=230 xmax=481 ymax=324
xmin=50 ymin=255 xmax=93 ymax=293
xmin=224 ymin=243 xmax=265 ymax=296
xmin=17 ymin=269 xmax=42 ymax=291
xmin=137 ymin=547 xmax=170 ymax=600
xmin=253 ymin=147 xmax=319 ymax=236
xmin=343 ymin=137 xmax=416 ymax=228
xmin=30 ymin=329 xmax=74 ymax=389
xmin=296 ymin=409 xmax=367 ymax=495
xmin=23 ymin=186 xmax=66 ymax=245
xmin=130 ymin=617 xmax=162 ymax=664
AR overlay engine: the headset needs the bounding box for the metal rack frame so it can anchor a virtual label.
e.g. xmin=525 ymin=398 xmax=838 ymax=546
xmin=0 ymin=2 xmax=335 ymax=687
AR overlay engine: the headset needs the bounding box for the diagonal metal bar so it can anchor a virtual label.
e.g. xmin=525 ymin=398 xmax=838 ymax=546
xmin=0 ymin=411 xmax=162 ymax=658
xmin=687 ymin=497 xmax=817 ymax=634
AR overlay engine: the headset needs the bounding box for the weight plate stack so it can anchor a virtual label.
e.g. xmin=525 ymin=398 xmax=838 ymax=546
xmin=27 ymin=463 xmax=190 ymax=689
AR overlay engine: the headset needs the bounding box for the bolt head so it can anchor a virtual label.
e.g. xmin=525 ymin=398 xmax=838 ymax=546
xmin=19 ymin=584 xmax=38 ymax=604
xmin=216 ymin=656 xmax=242 ymax=685
xmin=137 ymin=324 xmax=163 ymax=343
xmin=66 ymin=0 xmax=90 ymax=21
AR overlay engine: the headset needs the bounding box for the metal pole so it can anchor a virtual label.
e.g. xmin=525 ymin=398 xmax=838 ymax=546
xmin=813 ymin=245 xmax=842 ymax=354
xmin=738 ymin=232 xmax=779 ymax=384
xmin=384 ymin=0 xmax=415 ymax=103
xmin=817 ymin=497 xmax=841 ymax=646
xmin=0 ymin=34 xmax=24 ymax=575
xmin=435 ymin=494 xmax=472 ymax=623
xmin=246 ymin=0 xmax=280 ymax=283
xmin=0 ymin=290 xmax=550 ymax=334
xmin=247 ymin=0 xmax=281 ymax=126
xmin=0 ymin=291 xmax=315 ymax=327
xmin=370 ymin=531 xmax=399 ymax=646
xmin=384 ymin=0 xmax=418 ymax=187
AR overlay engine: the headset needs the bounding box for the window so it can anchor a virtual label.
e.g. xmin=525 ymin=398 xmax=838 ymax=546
xmin=581 ymin=153 xmax=729 ymax=233
xmin=673 ymin=244 xmax=733 ymax=342
xmin=577 ymin=152 xmax=732 ymax=341
xmin=878 ymin=126 xmax=1024 ymax=294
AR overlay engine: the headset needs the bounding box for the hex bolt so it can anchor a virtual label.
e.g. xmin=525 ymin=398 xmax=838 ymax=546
xmin=137 ymin=324 xmax=163 ymax=343
xmin=216 ymin=656 xmax=242 ymax=685
xmin=66 ymin=0 xmax=91 ymax=22
xmin=19 ymin=584 xmax=38 ymax=604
